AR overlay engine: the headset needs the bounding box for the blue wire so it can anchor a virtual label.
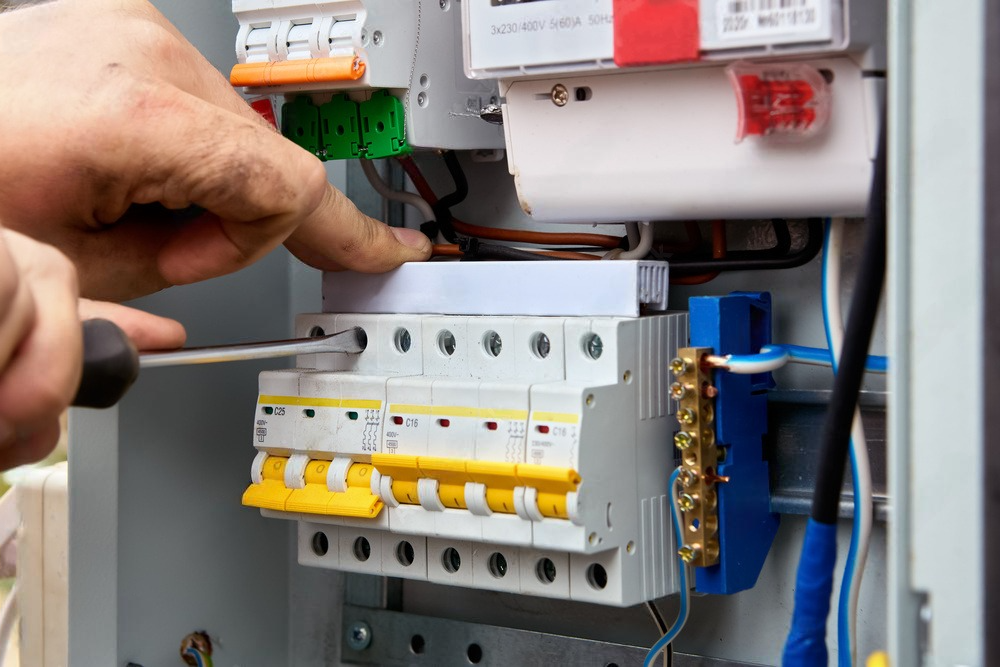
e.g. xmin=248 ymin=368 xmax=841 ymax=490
xmin=184 ymin=648 xmax=207 ymax=667
xmin=724 ymin=345 xmax=888 ymax=373
xmin=821 ymin=220 xmax=862 ymax=667
xmin=644 ymin=468 xmax=690 ymax=667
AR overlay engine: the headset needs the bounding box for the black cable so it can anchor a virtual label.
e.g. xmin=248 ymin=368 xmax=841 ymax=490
xmin=810 ymin=122 xmax=887 ymax=525
xmin=770 ymin=219 xmax=793 ymax=257
xmin=459 ymin=238 xmax=554 ymax=261
xmin=669 ymin=219 xmax=823 ymax=274
xmin=431 ymin=151 xmax=469 ymax=243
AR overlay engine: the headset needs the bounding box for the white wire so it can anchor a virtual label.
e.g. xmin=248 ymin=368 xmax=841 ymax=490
xmin=0 ymin=582 xmax=18 ymax=667
xmin=359 ymin=158 xmax=436 ymax=223
xmin=616 ymin=221 xmax=654 ymax=260
xmin=826 ymin=219 xmax=872 ymax=666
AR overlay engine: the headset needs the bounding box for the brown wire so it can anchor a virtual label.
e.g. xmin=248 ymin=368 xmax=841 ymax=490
xmin=670 ymin=220 xmax=726 ymax=285
xmin=398 ymin=157 xmax=622 ymax=249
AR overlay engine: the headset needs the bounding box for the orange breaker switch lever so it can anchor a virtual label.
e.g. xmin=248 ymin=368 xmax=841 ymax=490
xmin=230 ymin=55 xmax=366 ymax=88
xmin=726 ymin=61 xmax=831 ymax=142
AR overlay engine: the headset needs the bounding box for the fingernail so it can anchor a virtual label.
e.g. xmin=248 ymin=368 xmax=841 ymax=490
xmin=391 ymin=227 xmax=431 ymax=252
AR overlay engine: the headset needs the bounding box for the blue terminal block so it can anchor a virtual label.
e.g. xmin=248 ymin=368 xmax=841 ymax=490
xmin=689 ymin=292 xmax=780 ymax=595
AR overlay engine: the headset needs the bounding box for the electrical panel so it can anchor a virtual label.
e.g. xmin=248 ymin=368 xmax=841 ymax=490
xmin=220 ymin=0 xmax=892 ymax=662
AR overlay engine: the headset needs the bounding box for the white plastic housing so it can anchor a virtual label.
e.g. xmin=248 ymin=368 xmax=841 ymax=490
xmin=463 ymin=0 xmax=883 ymax=79
xmin=501 ymin=58 xmax=876 ymax=221
xmin=321 ymin=260 xmax=669 ymax=317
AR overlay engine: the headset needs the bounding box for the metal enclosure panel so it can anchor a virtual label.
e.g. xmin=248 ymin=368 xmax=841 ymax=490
xmin=888 ymin=0 xmax=986 ymax=664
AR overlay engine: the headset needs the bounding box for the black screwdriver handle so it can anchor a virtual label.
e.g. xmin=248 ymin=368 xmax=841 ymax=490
xmin=72 ymin=319 xmax=140 ymax=408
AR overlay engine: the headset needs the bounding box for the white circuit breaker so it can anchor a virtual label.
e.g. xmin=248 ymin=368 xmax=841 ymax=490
xmin=241 ymin=262 xmax=686 ymax=607
xmin=231 ymin=0 xmax=503 ymax=150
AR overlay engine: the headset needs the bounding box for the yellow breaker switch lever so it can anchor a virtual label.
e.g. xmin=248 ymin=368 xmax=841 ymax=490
xmin=242 ymin=456 xmax=292 ymax=511
xmin=243 ymin=456 xmax=383 ymax=519
xmin=371 ymin=453 xmax=581 ymax=520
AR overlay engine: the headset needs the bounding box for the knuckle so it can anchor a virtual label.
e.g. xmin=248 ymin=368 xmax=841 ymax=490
xmin=296 ymin=157 xmax=331 ymax=213
xmin=23 ymin=376 xmax=72 ymax=422
xmin=39 ymin=246 xmax=79 ymax=291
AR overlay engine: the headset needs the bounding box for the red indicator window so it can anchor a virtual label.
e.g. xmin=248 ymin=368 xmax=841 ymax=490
xmin=537 ymin=425 xmax=550 ymax=434
xmin=438 ymin=419 xmax=451 ymax=428
xmin=392 ymin=416 xmax=404 ymax=425
xmin=726 ymin=62 xmax=831 ymax=142
xmin=485 ymin=421 xmax=498 ymax=431
xmin=249 ymin=97 xmax=278 ymax=129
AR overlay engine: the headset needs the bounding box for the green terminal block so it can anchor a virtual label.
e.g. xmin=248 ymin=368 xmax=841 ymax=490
xmin=359 ymin=90 xmax=410 ymax=159
xmin=319 ymin=95 xmax=362 ymax=160
xmin=281 ymin=96 xmax=321 ymax=155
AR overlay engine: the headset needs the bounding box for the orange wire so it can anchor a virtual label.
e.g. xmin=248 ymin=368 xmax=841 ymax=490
xmin=398 ymin=157 xmax=622 ymax=249
xmin=671 ymin=272 xmax=721 ymax=285
xmin=712 ymin=220 xmax=727 ymax=259
xmin=670 ymin=220 xmax=727 ymax=285
xmin=430 ymin=244 xmax=597 ymax=260
xmin=431 ymin=244 xmax=463 ymax=257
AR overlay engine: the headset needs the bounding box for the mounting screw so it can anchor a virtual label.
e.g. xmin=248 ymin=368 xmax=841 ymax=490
xmin=550 ymin=84 xmax=569 ymax=107
xmin=439 ymin=0 xmax=449 ymax=8
xmin=372 ymin=30 xmax=383 ymax=46
xmin=347 ymin=621 xmax=372 ymax=651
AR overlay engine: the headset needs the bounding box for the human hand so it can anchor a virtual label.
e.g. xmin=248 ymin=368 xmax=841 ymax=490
xmin=0 ymin=0 xmax=430 ymax=302
xmin=0 ymin=227 xmax=186 ymax=469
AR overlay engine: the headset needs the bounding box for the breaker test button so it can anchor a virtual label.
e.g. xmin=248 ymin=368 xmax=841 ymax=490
xmin=726 ymin=61 xmax=831 ymax=142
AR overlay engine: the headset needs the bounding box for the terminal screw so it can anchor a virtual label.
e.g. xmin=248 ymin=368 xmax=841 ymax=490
xmin=677 ymin=408 xmax=696 ymax=425
xmin=347 ymin=621 xmax=373 ymax=651
xmin=669 ymin=357 xmax=688 ymax=376
xmin=551 ymin=84 xmax=569 ymax=107
xmin=678 ymin=544 xmax=701 ymax=563
xmin=669 ymin=382 xmax=687 ymax=400
xmin=677 ymin=469 xmax=698 ymax=487
xmin=678 ymin=493 xmax=699 ymax=512
xmin=674 ymin=431 xmax=695 ymax=450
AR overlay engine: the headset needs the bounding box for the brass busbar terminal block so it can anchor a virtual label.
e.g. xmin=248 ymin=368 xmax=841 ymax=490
xmin=670 ymin=347 xmax=720 ymax=568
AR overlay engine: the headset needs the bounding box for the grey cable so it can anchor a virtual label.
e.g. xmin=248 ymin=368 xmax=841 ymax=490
xmin=616 ymin=221 xmax=654 ymax=260
xmin=359 ymin=158 xmax=436 ymax=223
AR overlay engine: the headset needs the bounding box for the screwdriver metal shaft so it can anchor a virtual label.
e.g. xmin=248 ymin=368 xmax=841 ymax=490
xmin=139 ymin=327 xmax=368 ymax=368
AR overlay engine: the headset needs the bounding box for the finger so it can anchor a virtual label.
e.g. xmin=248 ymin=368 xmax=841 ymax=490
xmin=105 ymin=89 xmax=330 ymax=285
xmin=283 ymin=185 xmax=432 ymax=273
xmin=0 ymin=232 xmax=37 ymax=371
xmin=78 ymin=298 xmax=186 ymax=351
xmin=0 ymin=233 xmax=81 ymax=431
xmin=0 ymin=420 xmax=61 ymax=471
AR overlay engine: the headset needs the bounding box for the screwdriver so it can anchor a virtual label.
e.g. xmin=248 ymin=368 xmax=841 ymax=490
xmin=72 ymin=319 xmax=367 ymax=409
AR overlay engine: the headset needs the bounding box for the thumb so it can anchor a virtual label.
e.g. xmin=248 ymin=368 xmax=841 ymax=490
xmin=283 ymin=184 xmax=431 ymax=273
xmin=79 ymin=299 xmax=187 ymax=351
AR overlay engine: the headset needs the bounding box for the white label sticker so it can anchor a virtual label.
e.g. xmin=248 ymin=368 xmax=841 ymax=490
xmin=716 ymin=0 xmax=821 ymax=39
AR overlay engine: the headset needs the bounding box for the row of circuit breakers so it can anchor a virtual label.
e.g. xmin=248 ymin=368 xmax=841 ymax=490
xmin=241 ymin=263 xmax=778 ymax=606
